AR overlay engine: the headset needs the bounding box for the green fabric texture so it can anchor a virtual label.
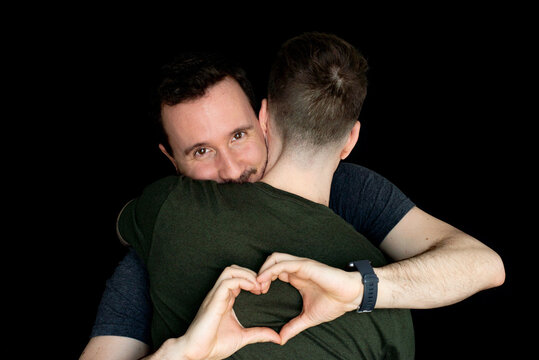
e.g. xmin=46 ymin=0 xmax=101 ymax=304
xmin=119 ymin=175 xmax=414 ymax=359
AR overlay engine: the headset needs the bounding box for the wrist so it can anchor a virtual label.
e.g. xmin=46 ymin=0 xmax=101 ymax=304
xmin=346 ymin=260 xmax=379 ymax=313
xmin=348 ymin=271 xmax=364 ymax=311
xmin=370 ymin=266 xmax=395 ymax=309
xmin=151 ymin=337 xmax=191 ymax=360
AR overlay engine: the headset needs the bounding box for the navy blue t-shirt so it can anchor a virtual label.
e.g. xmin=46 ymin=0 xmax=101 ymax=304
xmin=90 ymin=162 xmax=414 ymax=344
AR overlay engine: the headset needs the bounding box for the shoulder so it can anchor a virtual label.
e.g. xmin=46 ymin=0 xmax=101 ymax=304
xmin=117 ymin=176 xmax=179 ymax=247
xmin=126 ymin=175 xmax=180 ymax=218
xmin=140 ymin=175 xmax=179 ymax=199
xmin=332 ymin=162 xmax=392 ymax=196
xmin=330 ymin=162 xmax=415 ymax=246
xmin=333 ymin=161 xmax=373 ymax=179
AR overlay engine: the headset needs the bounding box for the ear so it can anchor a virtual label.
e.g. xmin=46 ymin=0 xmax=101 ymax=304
xmin=158 ymin=143 xmax=179 ymax=172
xmin=340 ymin=121 xmax=361 ymax=160
xmin=258 ymin=98 xmax=269 ymax=137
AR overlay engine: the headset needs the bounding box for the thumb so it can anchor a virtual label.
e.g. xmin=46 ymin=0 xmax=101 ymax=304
xmin=241 ymin=327 xmax=282 ymax=346
xmin=279 ymin=315 xmax=312 ymax=345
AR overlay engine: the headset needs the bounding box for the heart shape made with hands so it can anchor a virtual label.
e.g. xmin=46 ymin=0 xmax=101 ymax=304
xmin=229 ymin=254 xmax=362 ymax=345
xmin=233 ymin=278 xmax=303 ymax=333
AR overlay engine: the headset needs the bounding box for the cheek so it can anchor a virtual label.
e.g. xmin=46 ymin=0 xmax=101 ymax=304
xmin=242 ymin=141 xmax=267 ymax=168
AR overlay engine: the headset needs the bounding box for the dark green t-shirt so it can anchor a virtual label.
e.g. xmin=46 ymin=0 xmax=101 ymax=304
xmin=118 ymin=175 xmax=414 ymax=359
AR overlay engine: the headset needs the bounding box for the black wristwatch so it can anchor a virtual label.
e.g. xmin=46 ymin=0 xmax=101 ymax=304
xmin=346 ymin=260 xmax=379 ymax=313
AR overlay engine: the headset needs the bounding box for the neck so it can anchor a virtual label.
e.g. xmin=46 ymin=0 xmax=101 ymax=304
xmin=260 ymin=153 xmax=340 ymax=206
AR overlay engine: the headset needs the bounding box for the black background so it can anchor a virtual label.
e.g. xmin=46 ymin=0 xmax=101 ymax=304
xmin=19 ymin=5 xmax=527 ymax=359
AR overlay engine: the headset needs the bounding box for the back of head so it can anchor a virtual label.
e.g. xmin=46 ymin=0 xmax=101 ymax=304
xmin=267 ymin=32 xmax=368 ymax=153
xmin=155 ymin=52 xmax=257 ymax=152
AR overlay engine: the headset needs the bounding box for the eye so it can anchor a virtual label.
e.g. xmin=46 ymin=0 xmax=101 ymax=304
xmin=232 ymin=131 xmax=246 ymax=141
xmin=194 ymin=147 xmax=210 ymax=158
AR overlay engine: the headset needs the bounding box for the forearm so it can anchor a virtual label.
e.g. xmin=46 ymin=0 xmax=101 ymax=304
xmin=374 ymin=232 xmax=505 ymax=309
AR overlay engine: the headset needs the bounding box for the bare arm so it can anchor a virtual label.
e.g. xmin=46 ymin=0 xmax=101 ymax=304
xmin=376 ymin=206 xmax=505 ymax=308
xmin=257 ymin=225 xmax=505 ymax=345
xmin=79 ymin=336 xmax=149 ymax=360
xmin=79 ymin=248 xmax=152 ymax=360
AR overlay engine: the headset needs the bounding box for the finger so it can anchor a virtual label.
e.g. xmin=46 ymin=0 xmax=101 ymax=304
xmin=227 ymin=265 xmax=260 ymax=278
xmin=217 ymin=277 xmax=258 ymax=298
xmin=241 ymin=327 xmax=282 ymax=346
xmin=203 ymin=277 xmax=258 ymax=311
xmin=259 ymin=272 xmax=291 ymax=295
xmin=192 ymin=277 xmax=260 ymax=335
xmin=216 ymin=265 xmax=259 ymax=284
xmin=257 ymin=260 xmax=306 ymax=284
xmin=258 ymin=254 xmax=303 ymax=294
xmin=279 ymin=315 xmax=312 ymax=345
xmin=258 ymin=252 xmax=300 ymax=275
xmin=210 ymin=266 xmax=261 ymax=296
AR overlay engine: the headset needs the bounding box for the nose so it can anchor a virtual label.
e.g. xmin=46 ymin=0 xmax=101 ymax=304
xmin=217 ymin=150 xmax=243 ymax=183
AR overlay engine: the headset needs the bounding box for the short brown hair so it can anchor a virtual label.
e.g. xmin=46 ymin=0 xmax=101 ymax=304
xmin=268 ymin=32 xmax=368 ymax=150
xmin=156 ymin=52 xmax=257 ymax=153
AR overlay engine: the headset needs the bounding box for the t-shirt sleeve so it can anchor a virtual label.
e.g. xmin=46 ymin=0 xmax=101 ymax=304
xmin=329 ymin=162 xmax=415 ymax=247
xmin=117 ymin=176 xmax=178 ymax=264
xmin=90 ymin=248 xmax=152 ymax=344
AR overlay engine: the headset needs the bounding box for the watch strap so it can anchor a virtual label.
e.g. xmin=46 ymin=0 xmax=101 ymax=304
xmin=348 ymin=260 xmax=379 ymax=313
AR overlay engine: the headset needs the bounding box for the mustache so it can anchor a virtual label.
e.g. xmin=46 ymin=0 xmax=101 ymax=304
xmin=225 ymin=167 xmax=258 ymax=184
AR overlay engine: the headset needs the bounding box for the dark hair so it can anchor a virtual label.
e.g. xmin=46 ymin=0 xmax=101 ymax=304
xmin=155 ymin=52 xmax=257 ymax=152
xmin=267 ymin=32 xmax=368 ymax=150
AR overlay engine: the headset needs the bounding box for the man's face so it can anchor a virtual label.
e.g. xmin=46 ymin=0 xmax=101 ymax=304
xmin=161 ymin=77 xmax=268 ymax=183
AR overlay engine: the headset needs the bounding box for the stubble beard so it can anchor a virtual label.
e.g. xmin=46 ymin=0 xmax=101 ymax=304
xmin=227 ymin=148 xmax=269 ymax=184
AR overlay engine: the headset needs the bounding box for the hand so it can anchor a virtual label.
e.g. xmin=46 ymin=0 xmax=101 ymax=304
xmin=257 ymin=253 xmax=363 ymax=345
xmin=168 ymin=265 xmax=281 ymax=360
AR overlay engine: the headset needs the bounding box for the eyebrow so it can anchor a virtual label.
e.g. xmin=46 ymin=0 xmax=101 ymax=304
xmin=183 ymin=125 xmax=254 ymax=156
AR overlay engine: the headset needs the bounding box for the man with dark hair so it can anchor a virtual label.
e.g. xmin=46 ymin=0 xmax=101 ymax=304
xmin=117 ymin=31 xmax=414 ymax=359
xmin=80 ymin=33 xmax=504 ymax=360
xmin=156 ymin=51 xmax=267 ymax=183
